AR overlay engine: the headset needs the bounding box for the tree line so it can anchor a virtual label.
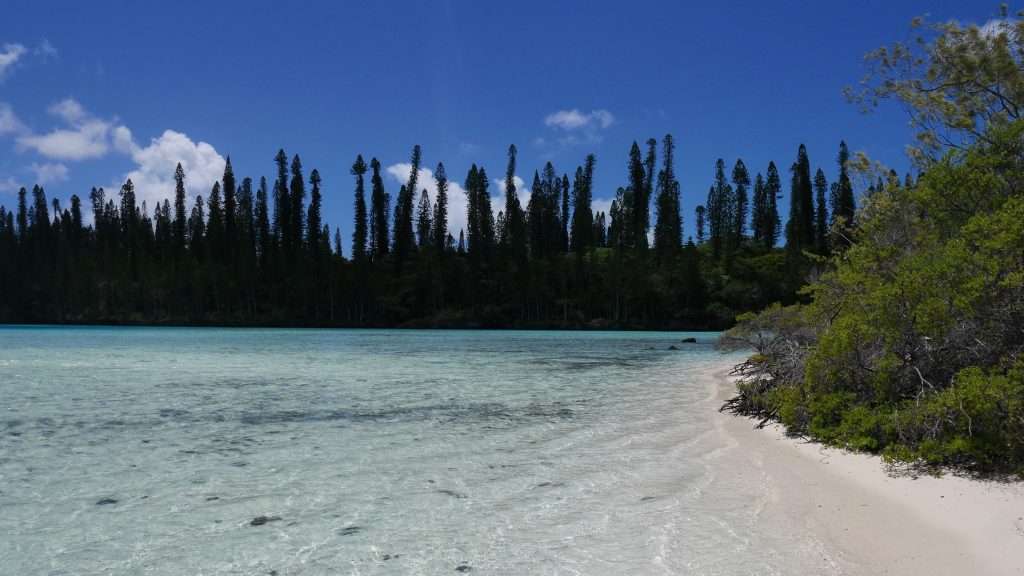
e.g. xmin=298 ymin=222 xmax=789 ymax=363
xmin=0 ymin=136 xmax=856 ymax=328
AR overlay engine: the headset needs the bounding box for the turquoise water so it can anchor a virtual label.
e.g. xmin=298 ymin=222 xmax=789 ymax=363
xmin=0 ymin=327 xmax=830 ymax=575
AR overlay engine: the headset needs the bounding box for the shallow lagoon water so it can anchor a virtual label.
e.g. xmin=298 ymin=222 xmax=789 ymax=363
xmin=0 ymin=327 xmax=832 ymax=575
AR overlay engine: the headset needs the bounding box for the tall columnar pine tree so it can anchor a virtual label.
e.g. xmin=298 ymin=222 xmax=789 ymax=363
xmin=369 ymin=157 xmax=390 ymax=262
xmin=653 ymin=134 xmax=682 ymax=263
xmin=289 ymin=154 xmax=306 ymax=257
xmin=695 ymin=205 xmax=706 ymax=244
xmin=559 ymin=174 xmax=570 ymax=251
xmin=222 ymin=157 xmax=236 ymax=260
xmin=731 ymin=159 xmax=750 ymax=251
xmin=570 ymin=154 xmax=596 ymax=253
xmin=813 ymin=168 xmax=829 ymax=255
xmin=751 ymin=172 xmax=766 ymax=246
xmin=393 ymin=145 xmax=420 ymax=257
xmin=707 ymin=159 xmax=733 ymax=258
xmin=433 ymin=162 xmax=448 ymax=255
xmin=207 ymin=181 xmax=226 ymax=263
xmin=830 ymin=140 xmax=856 ymax=245
xmin=173 ymin=163 xmax=187 ymax=251
xmin=764 ymin=161 xmax=781 ymax=250
xmin=255 ymin=177 xmax=270 ymax=262
xmin=272 ymin=149 xmax=289 ymax=250
xmin=416 ymin=187 xmax=432 ymax=248
xmin=785 ymin=144 xmax=814 ymax=255
xmin=351 ymin=155 xmax=369 ymax=263
xmin=308 ymin=169 xmax=323 ymax=257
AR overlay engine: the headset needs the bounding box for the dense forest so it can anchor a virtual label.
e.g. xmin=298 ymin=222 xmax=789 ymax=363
xmin=0 ymin=132 xmax=856 ymax=328
xmin=722 ymin=12 xmax=1024 ymax=474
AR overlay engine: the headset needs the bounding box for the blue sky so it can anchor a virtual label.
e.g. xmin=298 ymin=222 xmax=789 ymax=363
xmin=0 ymin=1 xmax=1005 ymax=251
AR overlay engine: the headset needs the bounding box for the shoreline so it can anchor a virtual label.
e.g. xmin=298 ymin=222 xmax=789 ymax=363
xmin=710 ymin=361 xmax=1024 ymax=575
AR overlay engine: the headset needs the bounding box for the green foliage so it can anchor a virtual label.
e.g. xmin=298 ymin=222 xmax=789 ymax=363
xmin=723 ymin=119 xmax=1024 ymax=474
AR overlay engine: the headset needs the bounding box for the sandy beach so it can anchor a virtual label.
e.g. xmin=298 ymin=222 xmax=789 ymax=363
xmin=712 ymin=364 xmax=1024 ymax=575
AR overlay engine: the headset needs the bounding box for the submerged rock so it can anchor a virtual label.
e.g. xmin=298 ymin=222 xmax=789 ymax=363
xmin=437 ymin=489 xmax=467 ymax=499
xmin=339 ymin=526 xmax=361 ymax=536
xmin=96 ymin=498 xmax=118 ymax=505
xmin=668 ymin=345 xmax=679 ymax=350
xmin=681 ymin=337 xmax=697 ymax=343
xmin=455 ymin=565 xmax=472 ymax=573
xmin=250 ymin=515 xmax=281 ymax=526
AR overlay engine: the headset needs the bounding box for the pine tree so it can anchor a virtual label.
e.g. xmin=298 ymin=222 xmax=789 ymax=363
xmin=813 ymin=168 xmax=829 ymax=255
xmin=289 ymin=155 xmax=306 ymax=255
xmin=255 ymin=177 xmax=270 ymax=262
xmin=570 ymin=154 xmax=596 ymax=253
xmin=416 ymin=187 xmax=432 ymax=248
xmin=786 ymin=145 xmax=814 ymax=253
xmin=560 ymin=174 xmax=570 ymax=251
xmin=731 ymin=159 xmax=750 ymax=248
xmin=308 ymin=169 xmax=323 ymax=257
xmin=653 ymin=134 xmax=682 ymax=262
xmin=173 ymin=163 xmax=187 ymax=251
xmin=272 ymin=150 xmax=290 ymax=250
xmin=695 ymin=205 xmax=706 ymax=244
xmin=369 ymin=157 xmax=390 ymax=262
xmin=831 ymin=140 xmax=856 ymax=244
xmin=206 ymin=182 xmax=224 ymax=262
xmin=433 ymin=162 xmax=448 ymax=254
xmin=707 ymin=159 xmax=732 ymax=258
xmin=222 ymin=157 xmax=236 ymax=259
xmin=392 ymin=145 xmax=420 ymax=257
xmin=751 ymin=172 xmax=766 ymax=246
xmin=351 ymin=155 xmax=369 ymax=263
xmin=764 ymin=161 xmax=782 ymax=249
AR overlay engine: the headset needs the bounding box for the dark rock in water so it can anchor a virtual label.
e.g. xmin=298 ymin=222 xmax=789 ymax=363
xmin=205 ymin=496 xmax=220 ymax=501
xmin=455 ymin=565 xmax=472 ymax=573
xmin=250 ymin=515 xmax=281 ymax=526
xmin=640 ymin=496 xmax=656 ymax=502
xmin=668 ymin=345 xmax=679 ymax=350
xmin=438 ymin=489 xmax=467 ymax=499
xmin=339 ymin=526 xmax=361 ymax=536
xmin=96 ymin=498 xmax=118 ymax=505
xmin=681 ymin=337 xmax=697 ymax=343
xmin=382 ymin=554 xmax=400 ymax=561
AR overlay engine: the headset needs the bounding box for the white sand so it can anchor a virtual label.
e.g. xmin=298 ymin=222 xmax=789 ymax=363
xmin=713 ymin=365 xmax=1024 ymax=576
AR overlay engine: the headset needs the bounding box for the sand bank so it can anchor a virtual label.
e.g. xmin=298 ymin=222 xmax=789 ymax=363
xmin=713 ymin=365 xmax=1024 ymax=575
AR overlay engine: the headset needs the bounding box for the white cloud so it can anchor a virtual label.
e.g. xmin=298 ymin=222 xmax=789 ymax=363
xmin=458 ymin=141 xmax=480 ymax=155
xmin=113 ymin=128 xmax=226 ymax=210
xmin=0 ymin=176 xmax=19 ymax=194
xmin=592 ymin=197 xmax=614 ymax=218
xmin=0 ymin=102 xmax=26 ymax=136
xmin=491 ymin=175 xmax=532 ymax=218
xmin=0 ymin=43 xmax=27 ymax=80
xmin=16 ymin=98 xmax=116 ymax=161
xmin=27 ymin=162 xmax=69 ymax=185
xmin=386 ymin=162 xmax=472 ymax=238
xmin=541 ymin=108 xmax=615 ymax=148
xmin=49 ymin=98 xmax=86 ymax=123
xmin=35 ymin=39 xmax=57 ymax=59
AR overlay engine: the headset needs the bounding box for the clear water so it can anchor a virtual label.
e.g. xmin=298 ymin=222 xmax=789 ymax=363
xmin=0 ymin=327 xmax=833 ymax=575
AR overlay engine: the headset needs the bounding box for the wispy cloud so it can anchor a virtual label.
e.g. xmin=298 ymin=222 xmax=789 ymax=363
xmin=0 ymin=103 xmax=26 ymax=136
xmin=16 ymin=98 xmax=117 ymax=161
xmin=0 ymin=43 xmax=27 ymax=80
xmin=544 ymin=109 xmax=614 ymax=131
xmin=0 ymin=176 xmax=19 ymax=193
xmin=35 ymin=39 xmax=57 ymax=59
xmin=458 ymin=141 xmax=480 ymax=156
xmin=540 ymin=108 xmax=615 ymax=149
xmin=27 ymin=162 xmax=69 ymax=185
